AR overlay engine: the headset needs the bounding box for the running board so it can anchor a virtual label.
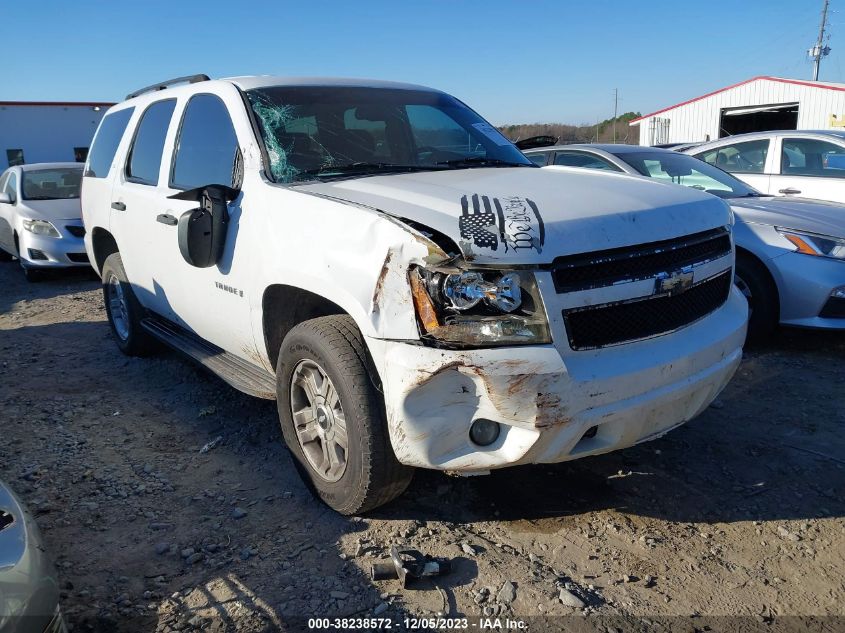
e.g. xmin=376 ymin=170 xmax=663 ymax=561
xmin=141 ymin=316 xmax=276 ymax=400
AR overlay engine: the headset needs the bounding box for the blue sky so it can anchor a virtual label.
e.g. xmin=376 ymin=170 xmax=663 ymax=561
xmin=6 ymin=1 xmax=840 ymax=125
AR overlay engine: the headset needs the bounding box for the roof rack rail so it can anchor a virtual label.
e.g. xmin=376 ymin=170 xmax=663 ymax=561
xmin=126 ymin=74 xmax=210 ymax=100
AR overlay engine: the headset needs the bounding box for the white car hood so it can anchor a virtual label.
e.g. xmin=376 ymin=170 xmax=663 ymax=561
xmin=19 ymin=198 xmax=82 ymax=222
xmin=731 ymin=196 xmax=845 ymax=237
xmin=298 ymin=167 xmax=730 ymax=264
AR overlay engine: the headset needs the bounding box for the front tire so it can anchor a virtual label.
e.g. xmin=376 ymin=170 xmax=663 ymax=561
xmin=276 ymin=315 xmax=413 ymax=515
xmin=735 ymin=253 xmax=778 ymax=344
xmin=101 ymin=253 xmax=155 ymax=356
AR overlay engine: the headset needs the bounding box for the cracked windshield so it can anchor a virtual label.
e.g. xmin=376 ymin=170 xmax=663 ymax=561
xmin=246 ymin=86 xmax=533 ymax=183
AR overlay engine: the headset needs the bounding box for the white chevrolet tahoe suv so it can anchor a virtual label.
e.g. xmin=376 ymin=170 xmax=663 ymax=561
xmin=82 ymin=74 xmax=747 ymax=514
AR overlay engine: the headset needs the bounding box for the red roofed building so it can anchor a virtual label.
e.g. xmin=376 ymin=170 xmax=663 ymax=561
xmin=630 ymin=76 xmax=845 ymax=146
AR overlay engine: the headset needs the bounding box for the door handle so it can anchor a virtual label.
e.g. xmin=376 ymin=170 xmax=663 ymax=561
xmin=111 ymin=201 xmax=126 ymax=211
xmin=156 ymin=214 xmax=178 ymax=226
xmin=778 ymin=187 xmax=801 ymax=195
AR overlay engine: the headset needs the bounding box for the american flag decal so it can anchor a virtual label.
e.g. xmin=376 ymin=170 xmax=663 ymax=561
xmin=459 ymin=194 xmax=499 ymax=250
xmin=458 ymin=194 xmax=545 ymax=254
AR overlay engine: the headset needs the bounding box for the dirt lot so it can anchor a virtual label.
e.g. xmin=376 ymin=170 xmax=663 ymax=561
xmin=1 ymin=262 xmax=844 ymax=632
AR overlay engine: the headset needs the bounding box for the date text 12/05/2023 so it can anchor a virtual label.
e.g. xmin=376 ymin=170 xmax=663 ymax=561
xmin=306 ymin=616 xmax=528 ymax=629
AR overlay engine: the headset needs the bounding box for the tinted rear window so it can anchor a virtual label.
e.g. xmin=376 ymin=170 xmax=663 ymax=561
xmin=127 ymin=99 xmax=176 ymax=185
xmin=86 ymin=108 xmax=134 ymax=178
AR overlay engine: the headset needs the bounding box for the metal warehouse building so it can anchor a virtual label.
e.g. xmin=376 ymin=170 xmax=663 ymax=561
xmin=0 ymin=101 xmax=113 ymax=169
xmin=631 ymin=75 xmax=845 ymax=146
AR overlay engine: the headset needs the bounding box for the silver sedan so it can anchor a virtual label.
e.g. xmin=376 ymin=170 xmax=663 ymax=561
xmin=0 ymin=479 xmax=63 ymax=633
xmin=0 ymin=163 xmax=89 ymax=282
xmin=526 ymin=144 xmax=845 ymax=340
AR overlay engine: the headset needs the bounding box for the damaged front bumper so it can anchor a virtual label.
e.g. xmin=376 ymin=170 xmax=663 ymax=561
xmin=369 ymin=287 xmax=747 ymax=471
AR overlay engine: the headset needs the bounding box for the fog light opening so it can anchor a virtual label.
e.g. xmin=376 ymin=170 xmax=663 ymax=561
xmin=27 ymin=249 xmax=47 ymax=261
xmin=582 ymin=425 xmax=598 ymax=439
xmin=469 ymin=419 xmax=500 ymax=447
xmin=832 ymin=286 xmax=845 ymax=300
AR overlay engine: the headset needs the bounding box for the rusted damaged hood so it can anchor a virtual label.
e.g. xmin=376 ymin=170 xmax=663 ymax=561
xmin=298 ymin=167 xmax=731 ymax=264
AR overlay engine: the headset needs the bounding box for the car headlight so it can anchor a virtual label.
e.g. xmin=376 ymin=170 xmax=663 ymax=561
xmin=409 ymin=267 xmax=551 ymax=346
xmin=22 ymin=219 xmax=60 ymax=238
xmin=776 ymin=227 xmax=845 ymax=260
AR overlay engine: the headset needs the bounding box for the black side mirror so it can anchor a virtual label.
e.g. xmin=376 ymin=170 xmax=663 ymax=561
xmin=168 ymin=184 xmax=239 ymax=268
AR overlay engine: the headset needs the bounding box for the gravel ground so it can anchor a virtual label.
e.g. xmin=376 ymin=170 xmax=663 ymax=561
xmin=1 ymin=262 xmax=844 ymax=632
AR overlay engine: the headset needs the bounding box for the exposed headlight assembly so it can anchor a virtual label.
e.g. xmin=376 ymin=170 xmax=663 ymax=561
xmin=409 ymin=267 xmax=551 ymax=346
xmin=22 ymin=219 xmax=60 ymax=238
xmin=776 ymin=227 xmax=845 ymax=260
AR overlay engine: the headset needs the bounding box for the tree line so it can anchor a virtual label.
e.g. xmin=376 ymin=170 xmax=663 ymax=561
xmin=498 ymin=112 xmax=641 ymax=145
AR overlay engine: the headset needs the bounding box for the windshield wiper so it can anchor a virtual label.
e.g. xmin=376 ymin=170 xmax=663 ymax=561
xmin=296 ymin=162 xmax=449 ymax=180
xmin=435 ymin=157 xmax=532 ymax=168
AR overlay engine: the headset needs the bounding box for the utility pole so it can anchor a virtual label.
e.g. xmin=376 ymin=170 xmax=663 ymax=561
xmin=612 ymin=88 xmax=618 ymax=143
xmin=810 ymin=0 xmax=831 ymax=81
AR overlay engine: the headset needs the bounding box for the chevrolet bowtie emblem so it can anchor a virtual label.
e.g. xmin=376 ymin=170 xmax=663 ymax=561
xmin=655 ymin=267 xmax=694 ymax=296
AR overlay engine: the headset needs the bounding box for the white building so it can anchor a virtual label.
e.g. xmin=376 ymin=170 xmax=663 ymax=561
xmin=631 ymin=76 xmax=845 ymax=146
xmin=0 ymin=101 xmax=113 ymax=169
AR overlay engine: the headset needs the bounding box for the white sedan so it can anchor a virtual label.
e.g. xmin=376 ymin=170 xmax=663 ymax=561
xmin=0 ymin=162 xmax=89 ymax=281
xmin=684 ymin=130 xmax=845 ymax=204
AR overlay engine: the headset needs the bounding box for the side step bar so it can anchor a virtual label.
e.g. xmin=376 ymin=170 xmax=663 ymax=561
xmin=141 ymin=316 xmax=276 ymax=400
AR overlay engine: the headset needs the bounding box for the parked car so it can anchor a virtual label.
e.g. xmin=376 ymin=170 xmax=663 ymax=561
xmin=667 ymin=142 xmax=703 ymax=153
xmin=0 ymin=479 xmax=63 ymax=633
xmin=685 ymin=130 xmax=845 ymax=204
xmin=82 ymin=74 xmax=746 ymax=514
xmin=0 ymin=163 xmax=89 ymax=281
xmin=653 ymin=142 xmax=701 ymax=151
xmin=526 ymin=144 xmax=845 ymax=339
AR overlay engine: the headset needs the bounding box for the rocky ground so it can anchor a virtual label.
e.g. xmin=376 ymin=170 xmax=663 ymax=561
xmin=1 ymin=262 xmax=844 ymax=633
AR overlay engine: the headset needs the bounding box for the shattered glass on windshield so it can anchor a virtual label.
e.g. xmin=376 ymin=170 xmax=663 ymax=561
xmin=245 ymin=85 xmax=533 ymax=184
xmin=247 ymin=91 xmax=305 ymax=183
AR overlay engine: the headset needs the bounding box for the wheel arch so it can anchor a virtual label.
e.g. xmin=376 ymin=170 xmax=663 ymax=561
xmin=735 ymin=245 xmax=781 ymax=317
xmin=262 ymin=284 xmax=349 ymax=370
xmin=91 ymin=227 xmax=119 ymax=276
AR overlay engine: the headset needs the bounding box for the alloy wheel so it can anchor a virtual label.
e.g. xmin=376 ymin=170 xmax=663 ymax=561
xmin=107 ymin=273 xmax=130 ymax=341
xmin=289 ymin=360 xmax=349 ymax=482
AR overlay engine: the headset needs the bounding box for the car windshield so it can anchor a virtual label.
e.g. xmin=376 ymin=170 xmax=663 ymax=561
xmin=617 ymin=151 xmax=760 ymax=199
xmin=21 ymin=168 xmax=83 ymax=200
xmin=245 ymin=86 xmax=534 ymax=183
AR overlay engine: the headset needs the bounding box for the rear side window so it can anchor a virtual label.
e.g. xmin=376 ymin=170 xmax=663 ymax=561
xmin=171 ymin=94 xmax=238 ymax=190
xmin=695 ymin=139 xmax=769 ymax=174
xmin=781 ymin=138 xmax=845 ymax=177
xmin=527 ymin=153 xmax=547 ymax=166
xmin=127 ymin=99 xmax=177 ymax=185
xmin=86 ymin=108 xmax=134 ymax=178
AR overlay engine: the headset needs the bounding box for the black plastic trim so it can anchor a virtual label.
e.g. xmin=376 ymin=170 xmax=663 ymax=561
xmin=550 ymin=228 xmax=732 ymax=293
xmin=819 ymin=296 xmax=845 ymax=319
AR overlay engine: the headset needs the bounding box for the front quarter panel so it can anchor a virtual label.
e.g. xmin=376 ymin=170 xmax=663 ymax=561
xmin=248 ymin=184 xmax=440 ymax=358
